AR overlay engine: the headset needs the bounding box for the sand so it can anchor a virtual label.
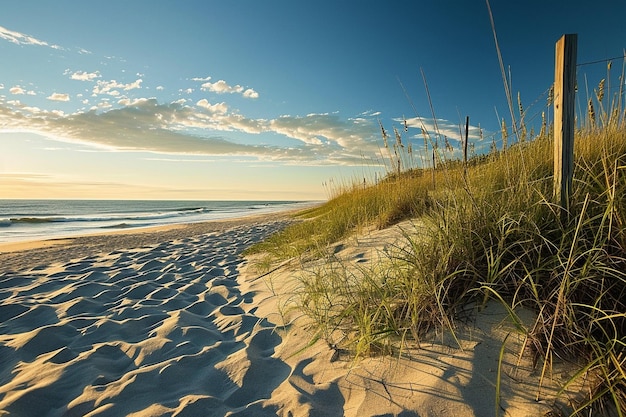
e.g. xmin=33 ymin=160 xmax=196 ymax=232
xmin=0 ymin=215 xmax=582 ymax=416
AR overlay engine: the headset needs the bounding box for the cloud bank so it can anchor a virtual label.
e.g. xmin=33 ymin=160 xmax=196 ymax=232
xmin=0 ymin=95 xmax=382 ymax=166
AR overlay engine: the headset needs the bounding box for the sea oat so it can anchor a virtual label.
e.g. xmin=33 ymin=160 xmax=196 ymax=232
xmin=596 ymin=78 xmax=605 ymax=102
xmin=394 ymin=127 xmax=404 ymax=148
xmin=588 ymin=98 xmax=596 ymax=127
xmin=501 ymin=118 xmax=508 ymax=151
xmin=379 ymin=120 xmax=389 ymax=148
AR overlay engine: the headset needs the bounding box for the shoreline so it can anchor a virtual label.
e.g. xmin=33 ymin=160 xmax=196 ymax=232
xmin=0 ymin=199 xmax=320 ymax=247
xmin=0 ymin=210 xmax=296 ymax=272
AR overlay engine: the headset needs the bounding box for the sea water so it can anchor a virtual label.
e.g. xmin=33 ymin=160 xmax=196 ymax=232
xmin=0 ymin=199 xmax=310 ymax=243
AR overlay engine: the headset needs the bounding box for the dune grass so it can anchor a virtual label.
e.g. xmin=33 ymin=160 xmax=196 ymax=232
xmin=245 ymin=173 xmax=433 ymax=261
xmin=246 ymin=112 xmax=626 ymax=414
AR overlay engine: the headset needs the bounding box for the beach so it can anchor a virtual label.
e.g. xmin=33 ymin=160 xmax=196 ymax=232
xmin=0 ymin=214 xmax=579 ymax=416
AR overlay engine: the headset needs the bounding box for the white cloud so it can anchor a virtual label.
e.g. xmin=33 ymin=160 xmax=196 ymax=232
xmin=22 ymin=106 xmax=42 ymax=113
xmin=191 ymin=76 xmax=212 ymax=82
xmin=404 ymin=116 xmax=483 ymax=143
xmin=243 ymin=88 xmax=259 ymax=99
xmin=270 ymin=113 xmax=379 ymax=152
xmin=69 ymin=70 xmax=101 ymax=81
xmin=117 ymin=97 xmax=155 ymax=107
xmin=9 ymin=86 xmax=36 ymax=96
xmin=0 ymin=84 xmax=4 ymax=89
xmin=198 ymin=78 xmax=259 ymax=99
xmin=93 ymin=79 xmax=143 ymax=96
xmin=196 ymin=99 xmax=228 ymax=114
xmin=156 ymin=86 xmax=164 ymax=91
xmin=47 ymin=93 xmax=70 ymax=102
xmin=201 ymin=79 xmax=243 ymax=94
xmin=123 ymin=79 xmax=143 ymax=90
xmin=0 ymin=25 xmax=62 ymax=49
xmin=93 ymin=101 xmax=113 ymax=110
xmin=0 ymin=96 xmax=383 ymax=166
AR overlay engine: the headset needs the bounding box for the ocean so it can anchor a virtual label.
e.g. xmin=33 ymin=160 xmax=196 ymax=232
xmin=0 ymin=199 xmax=311 ymax=243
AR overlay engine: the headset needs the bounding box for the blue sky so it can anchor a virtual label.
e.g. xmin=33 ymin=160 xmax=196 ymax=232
xmin=1 ymin=1 xmax=625 ymax=200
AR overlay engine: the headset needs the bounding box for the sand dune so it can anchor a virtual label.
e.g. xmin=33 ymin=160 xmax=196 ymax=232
xmin=0 ymin=218 xmax=582 ymax=416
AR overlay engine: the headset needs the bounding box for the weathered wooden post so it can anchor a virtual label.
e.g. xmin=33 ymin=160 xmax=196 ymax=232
xmin=553 ymin=34 xmax=577 ymax=213
xmin=463 ymin=116 xmax=469 ymax=178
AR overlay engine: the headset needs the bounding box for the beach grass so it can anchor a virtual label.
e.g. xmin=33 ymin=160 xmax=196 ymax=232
xmin=246 ymin=84 xmax=626 ymax=413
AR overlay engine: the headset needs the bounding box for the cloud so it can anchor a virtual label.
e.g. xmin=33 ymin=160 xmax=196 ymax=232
xmin=9 ymin=86 xmax=36 ymax=96
xmin=198 ymin=78 xmax=259 ymax=99
xmin=243 ymin=88 xmax=259 ymax=99
xmin=47 ymin=93 xmax=70 ymax=102
xmin=69 ymin=70 xmax=101 ymax=81
xmin=91 ymin=100 xmax=113 ymax=110
xmin=116 ymin=97 xmax=151 ymax=107
xmin=93 ymin=79 xmax=143 ymax=96
xmin=201 ymin=79 xmax=243 ymax=94
xmin=270 ymin=113 xmax=379 ymax=151
xmin=0 ymin=95 xmax=383 ymax=166
xmin=196 ymin=99 xmax=228 ymax=114
xmin=401 ymin=116 xmax=491 ymax=157
xmin=0 ymin=98 xmax=265 ymax=156
xmin=0 ymin=25 xmax=63 ymax=49
xmin=191 ymin=76 xmax=212 ymax=82
xmin=404 ymin=116 xmax=483 ymax=143
xmin=156 ymin=86 xmax=164 ymax=91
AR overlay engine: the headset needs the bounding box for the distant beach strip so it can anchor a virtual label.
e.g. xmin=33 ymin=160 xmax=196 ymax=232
xmin=0 ymin=199 xmax=316 ymax=244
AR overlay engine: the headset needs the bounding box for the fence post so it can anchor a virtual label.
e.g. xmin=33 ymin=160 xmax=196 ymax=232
xmin=553 ymin=34 xmax=577 ymax=214
xmin=463 ymin=116 xmax=469 ymax=178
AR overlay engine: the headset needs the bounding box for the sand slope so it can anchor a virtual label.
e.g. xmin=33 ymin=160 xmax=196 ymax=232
xmin=240 ymin=222 xmax=582 ymax=417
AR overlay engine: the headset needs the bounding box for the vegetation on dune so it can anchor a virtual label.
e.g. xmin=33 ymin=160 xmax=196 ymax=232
xmin=246 ymin=72 xmax=626 ymax=414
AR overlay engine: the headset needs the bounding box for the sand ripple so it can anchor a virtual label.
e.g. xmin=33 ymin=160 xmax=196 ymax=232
xmin=0 ymin=220 xmax=292 ymax=416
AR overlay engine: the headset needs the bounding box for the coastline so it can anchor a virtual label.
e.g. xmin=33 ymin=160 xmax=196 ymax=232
xmin=0 ymin=207 xmax=311 ymax=271
xmin=0 ymin=199 xmax=318 ymax=246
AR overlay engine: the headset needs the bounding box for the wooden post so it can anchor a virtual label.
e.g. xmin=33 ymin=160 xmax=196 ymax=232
xmin=553 ymin=34 xmax=577 ymax=212
xmin=463 ymin=116 xmax=469 ymax=177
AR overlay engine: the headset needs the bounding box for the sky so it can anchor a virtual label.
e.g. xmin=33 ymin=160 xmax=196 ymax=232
xmin=1 ymin=1 xmax=625 ymax=201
